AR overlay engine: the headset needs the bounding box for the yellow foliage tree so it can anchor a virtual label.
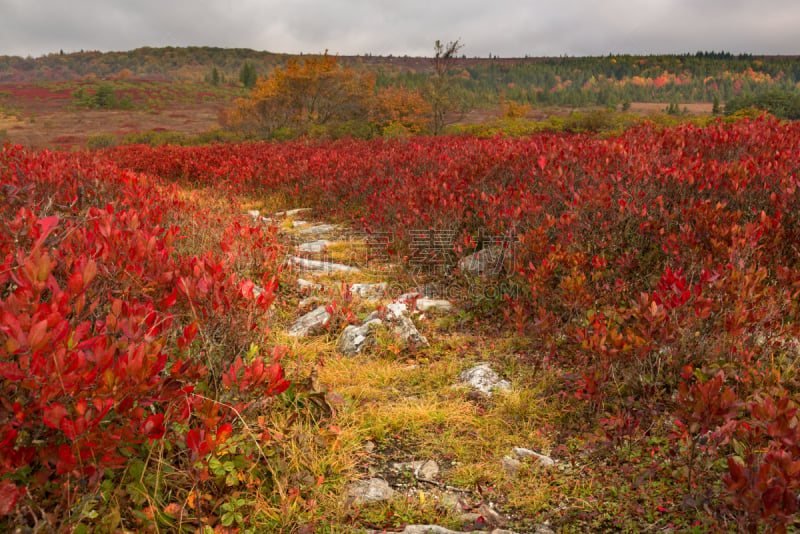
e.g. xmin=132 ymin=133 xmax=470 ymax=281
xmin=370 ymin=86 xmax=432 ymax=136
xmin=226 ymin=52 xmax=375 ymax=137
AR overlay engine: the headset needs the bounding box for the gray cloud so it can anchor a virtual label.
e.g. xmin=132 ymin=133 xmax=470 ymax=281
xmin=1 ymin=0 xmax=798 ymax=58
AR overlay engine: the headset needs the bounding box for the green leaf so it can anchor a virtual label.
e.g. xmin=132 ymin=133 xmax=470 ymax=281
xmin=222 ymin=511 xmax=235 ymax=527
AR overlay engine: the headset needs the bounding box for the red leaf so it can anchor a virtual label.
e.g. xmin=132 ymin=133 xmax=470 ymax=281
xmin=216 ymin=423 xmax=232 ymax=446
xmin=141 ymin=413 xmax=166 ymax=440
xmin=160 ymin=287 xmax=178 ymax=308
xmin=0 ymin=481 xmax=21 ymax=516
xmin=33 ymin=215 xmax=59 ymax=250
xmin=0 ymin=362 xmax=25 ymax=381
xmin=27 ymin=319 xmax=49 ymax=351
xmin=43 ymin=402 xmax=69 ymax=430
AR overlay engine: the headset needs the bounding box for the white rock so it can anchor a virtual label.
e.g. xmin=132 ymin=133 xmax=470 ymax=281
xmin=292 ymin=220 xmax=309 ymax=227
xmin=277 ymin=208 xmax=311 ymax=217
xmin=393 ymin=315 xmax=429 ymax=348
xmin=297 ymin=240 xmax=332 ymax=253
xmin=512 ymin=447 xmax=555 ymax=467
xmin=298 ymin=224 xmax=336 ymax=235
xmin=416 ymin=297 xmax=454 ymax=313
xmin=287 ymin=306 xmax=331 ymax=337
xmin=288 ymin=256 xmax=360 ymax=274
xmin=350 ymin=282 xmax=388 ymax=300
xmin=457 ymin=364 xmax=511 ymax=396
xmin=338 ymin=319 xmax=382 ymax=355
xmin=346 ymin=478 xmax=394 ymax=504
xmin=392 ymin=460 xmax=440 ymax=481
xmin=385 ymin=301 xmax=408 ymax=320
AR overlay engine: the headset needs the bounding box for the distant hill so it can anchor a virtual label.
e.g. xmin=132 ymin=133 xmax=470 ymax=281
xmin=0 ymin=47 xmax=291 ymax=83
xmin=2 ymin=46 xmax=799 ymax=111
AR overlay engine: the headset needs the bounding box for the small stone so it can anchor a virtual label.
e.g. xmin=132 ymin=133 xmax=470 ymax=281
xmin=363 ymin=440 xmax=376 ymax=453
xmin=292 ymin=220 xmax=309 ymax=227
xmin=416 ymin=459 xmax=440 ymax=480
xmin=415 ymin=297 xmax=454 ymax=313
xmin=392 ymin=460 xmax=440 ymax=481
xmin=287 ymin=306 xmax=331 ymax=337
xmin=297 ymin=239 xmax=332 ymax=253
xmin=512 ymin=447 xmax=555 ymax=467
xmin=457 ymin=364 xmax=511 ymax=396
xmin=346 ymin=478 xmax=394 ymax=504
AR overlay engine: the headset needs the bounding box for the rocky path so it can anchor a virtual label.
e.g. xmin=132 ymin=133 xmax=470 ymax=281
xmin=248 ymin=207 xmax=557 ymax=534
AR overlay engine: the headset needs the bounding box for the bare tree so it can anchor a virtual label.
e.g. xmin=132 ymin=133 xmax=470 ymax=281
xmin=430 ymin=39 xmax=463 ymax=135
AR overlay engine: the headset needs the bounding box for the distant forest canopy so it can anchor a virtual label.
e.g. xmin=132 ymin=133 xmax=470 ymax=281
xmin=1 ymin=46 xmax=799 ymax=108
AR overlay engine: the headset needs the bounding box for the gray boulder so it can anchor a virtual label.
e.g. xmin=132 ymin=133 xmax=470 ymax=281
xmin=287 ymin=305 xmax=331 ymax=337
xmin=338 ymin=319 xmax=382 ymax=355
xmin=457 ymin=363 xmax=511 ymax=396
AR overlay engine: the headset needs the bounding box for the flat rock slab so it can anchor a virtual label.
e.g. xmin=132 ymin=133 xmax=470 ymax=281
xmin=288 ymin=256 xmax=360 ymax=274
xmin=287 ymin=305 xmax=331 ymax=337
xmin=297 ymin=240 xmax=332 ymax=253
xmin=346 ymin=478 xmax=395 ymax=504
xmin=457 ymin=363 xmax=511 ymax=396
xmin=298 ymin=224 xmax=337 ymax=235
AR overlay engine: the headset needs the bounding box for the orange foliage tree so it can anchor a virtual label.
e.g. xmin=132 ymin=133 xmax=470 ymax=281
xmin=370 ymin=86 xmax=432 ymax=136
xmin=226 ymin=52 xmax=375 ymax=137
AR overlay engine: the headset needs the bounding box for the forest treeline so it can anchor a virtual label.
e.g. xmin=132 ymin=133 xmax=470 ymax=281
xmin=2 ymin=47 xmax=799 ymax=109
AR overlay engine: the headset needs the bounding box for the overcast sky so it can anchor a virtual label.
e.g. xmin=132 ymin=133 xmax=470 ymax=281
xmin=1 ymin=0 xmax=798 ymax=58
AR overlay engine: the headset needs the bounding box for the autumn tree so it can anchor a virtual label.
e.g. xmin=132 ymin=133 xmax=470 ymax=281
xmin=226 ymin=52 xmax=375 ymax=138
xmin=429 ymin=39 xmax=464 ymax=135
xmin=370 ymin=86 xmax=432 ymax=136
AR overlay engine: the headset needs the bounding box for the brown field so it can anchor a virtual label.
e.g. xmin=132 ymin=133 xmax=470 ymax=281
xmin=0 ymin=105 xmax=222 ymax=148
xmin=0 ymin=79 xmax=715 ymax=150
